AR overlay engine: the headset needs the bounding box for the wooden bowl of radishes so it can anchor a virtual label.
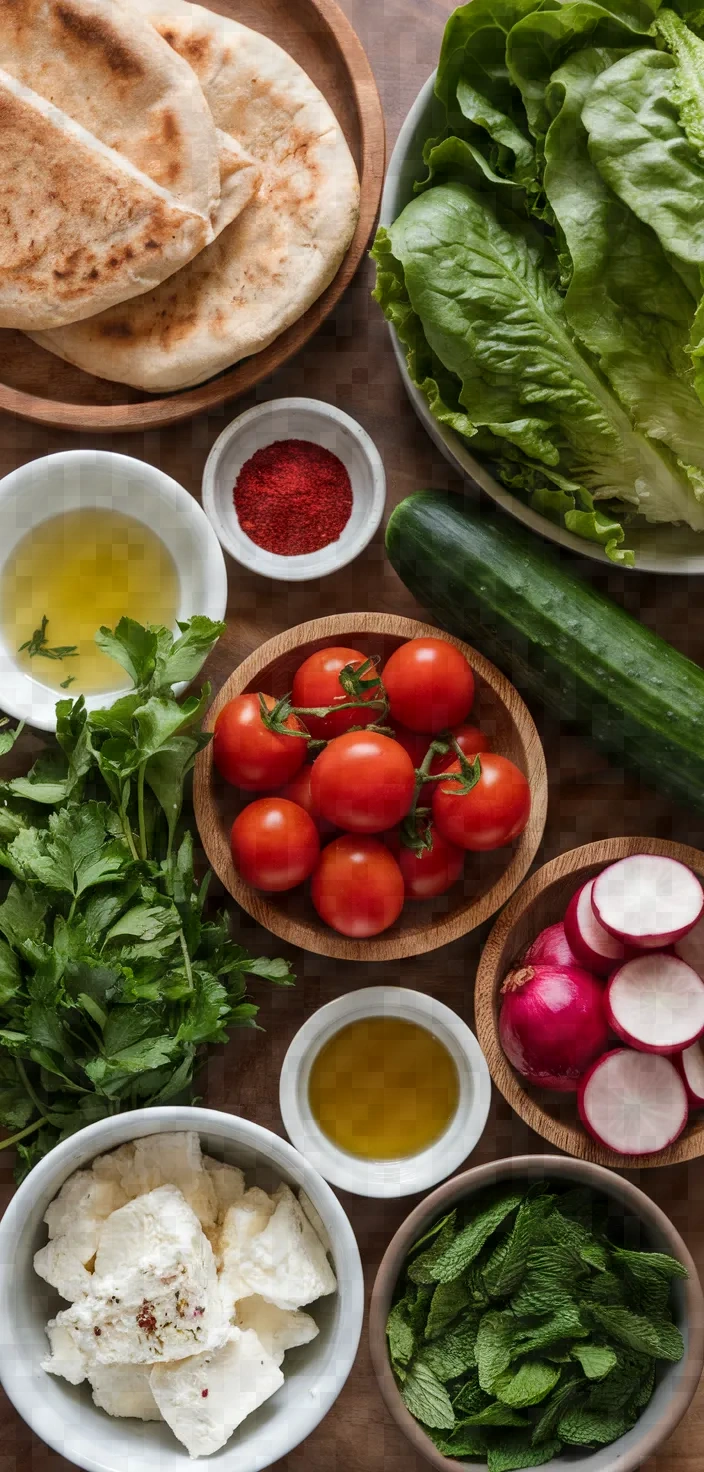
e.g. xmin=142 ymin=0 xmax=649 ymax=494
xmin=475 ymin=837 xmax=704 ymax=1168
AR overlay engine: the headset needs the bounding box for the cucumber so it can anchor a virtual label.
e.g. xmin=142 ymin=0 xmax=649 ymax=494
xmin=386 ymin=491 xmax=704 ymax=812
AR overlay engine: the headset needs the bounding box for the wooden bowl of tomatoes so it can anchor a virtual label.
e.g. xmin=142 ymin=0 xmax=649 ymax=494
xmin=193 ymin=613 xmax=548 ymax=960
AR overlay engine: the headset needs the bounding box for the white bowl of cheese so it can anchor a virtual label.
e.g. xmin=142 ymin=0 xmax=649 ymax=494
xmin=0 ymin=1106 xmax=363 ymax=1470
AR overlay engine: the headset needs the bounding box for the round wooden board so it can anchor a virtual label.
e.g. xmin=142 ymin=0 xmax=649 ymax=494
xmin=475 ymin=836 xmax=704 ymax=1169
xmin=0 ymin=0 xmax=385 ymax=434
xmin=193 ymin=612 xmax=548 ymax=962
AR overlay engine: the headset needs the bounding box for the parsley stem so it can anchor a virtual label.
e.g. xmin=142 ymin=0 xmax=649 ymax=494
xmin=137 ymin=760 xmax=148 ymax=861
xmin=16 ymin=1057 xmax=46 ymax=1118
xmin=120 ymin=806 xmax=139 ymax=862
xmin=0 ymin=1115 xmax=49 ymax=1151
xmin=179 ymin=929 xmax=194 ymax=990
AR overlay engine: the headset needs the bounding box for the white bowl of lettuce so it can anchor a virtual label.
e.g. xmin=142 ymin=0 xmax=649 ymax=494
xmin=376 ymin=0 xmax=704 ymax=572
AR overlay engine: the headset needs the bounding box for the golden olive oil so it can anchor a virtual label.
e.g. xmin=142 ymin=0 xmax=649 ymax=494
xmin=308 ymin=1016 xmax=460 ymax=1160
xmin=1 ymin=508 xmax=179 ymax=695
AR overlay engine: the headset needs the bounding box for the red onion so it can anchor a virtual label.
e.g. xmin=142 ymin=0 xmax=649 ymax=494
xmin=522 ymin=922 xmax=578 ymax=969
xmin=499 ymin=962 xmax=608 ymax=1092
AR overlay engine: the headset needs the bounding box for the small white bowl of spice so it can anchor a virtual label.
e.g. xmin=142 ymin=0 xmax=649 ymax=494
xmin=279 ymin=987 xmax=492 ymax=1198
xmin=201 ymin=398 xmax=386 ymax=582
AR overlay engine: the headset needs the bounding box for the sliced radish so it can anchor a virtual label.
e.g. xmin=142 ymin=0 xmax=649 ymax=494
xmin=592 ymin=854 xmax=704 ymax=949
xmin=677 ymin=1040 xmax=704 ymax=1108
xmin=564 ymin=879 xmax=629 ymax=976
xmin=606 ymin=954 xmax=704 ymax=1054
xmin=675 ymin=915 xmax=704 ymax=978
xmin=522 ymin=922 xmax=577 ymax=969
xmin=578 ymin=1049 xmax=688 ymax=1156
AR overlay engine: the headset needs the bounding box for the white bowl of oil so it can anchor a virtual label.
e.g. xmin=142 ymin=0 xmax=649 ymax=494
xmin=0 ymin=450 xmax=227 ymax=732
xmin=279 ymin=988 xmax=492 ymax=1198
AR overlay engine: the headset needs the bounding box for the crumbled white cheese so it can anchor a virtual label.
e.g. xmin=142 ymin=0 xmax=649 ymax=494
xmin=150 ymin=1327 xmax=284 ymax=1458
xmin=59 ymin=1186 xmax=224 ymax=1365
xmin=234 ymin=1295 xmax=318 ymax=1366
xmin=34 ymin=1172 xmax=127 ymax=1301
xmin=89 ymin=1363 xmax=163 ymax=1421
xmin=42 ymin=1319 xmax=90 ymax=1386
xmin=92 ymin=1142 xmax=136 ymax=1187
xmin=101 ymin=1132 xmax=218 ymax=1230
xmin=234 ymin=1184 xmax=337 ymax=1311
xmin=217 ymin=1187 xmax=276 ymax=1308
xmin=203 ymin=1156 xmax=245 ymax=1215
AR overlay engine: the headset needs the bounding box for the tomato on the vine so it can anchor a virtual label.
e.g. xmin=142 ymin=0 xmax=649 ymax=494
xmin=213 ymin=693 xmax=306 ymax=791
xmin=311 ymin=835 xmax=404 ymax=937
xmin=429 ymin=724 xmax=491 ymax=779
xmin=231 ymin=798 xmax=319 ymax=892
xmin=291 ymin=647 xmax=380 ymax=740
xmin=278 ymin=763 xmax=336 ymax=836
xmin=392 ymin=722 xmax=489 ymax=804
xmin=310 ymin=731 xmax=415 ymax=833
xmin=432 ymin=753 xmax=531 ymax=851
xmin=385 ymin=824 xmax=464 ymax=899
xmin=382 ymin=638 xmax=475 ymax=733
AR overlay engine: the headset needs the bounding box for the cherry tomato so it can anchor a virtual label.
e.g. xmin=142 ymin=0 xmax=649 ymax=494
xmin=432 ymin=754 xmax=531 ymax=851
xmin=214 ymin=693 xmax=306 ymax=791
xmin=311 ymin=835 xmax=405 ymax=937
xmin=231 ymin=798 xmax=319 ymax=892
xmin=292 ymin=647 xmax=380 ymax=740
xmin=385 ymin=824 xmax=464 ymax=899
xmin=430 ymin=724 xmax=491 ymax=780
xmin=278 ymin=763 xmax=336 ymax=836
xmin=310 ymin=731 xmax=415 ymax=833
xmin=382 ymin=638 xmax=475 ymax=733
xmin=392 ymin=723 xmax=489 ymax=804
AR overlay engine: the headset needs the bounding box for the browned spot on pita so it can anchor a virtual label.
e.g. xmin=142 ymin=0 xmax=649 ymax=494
xmin=100 ymin=319 xmax=133 ymax=340
xmin=54 ymin=3 xmax=144 ymax=77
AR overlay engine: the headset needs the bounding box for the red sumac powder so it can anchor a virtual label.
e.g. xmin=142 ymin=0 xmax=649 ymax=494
xmin=233 ymin=438 xmax=353 ymax=556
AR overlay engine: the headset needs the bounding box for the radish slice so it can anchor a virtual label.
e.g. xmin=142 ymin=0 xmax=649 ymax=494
xmin=592 ymin=854 xmax=704 ymax=949
xmin=564 ymin=880 xmax=629 ymax=976
xmin=678 ymin=1041 xmax=704 ymax=1108
xmin=606 ymin=954 xmax=704 ymax=1054
xmin=522 ymin=922 xmax=577 ymax=969
xmin=578 ymin=1049 xmax=688 ymax=1156
xmin=675 ymin=916 xmax=704 ymax=978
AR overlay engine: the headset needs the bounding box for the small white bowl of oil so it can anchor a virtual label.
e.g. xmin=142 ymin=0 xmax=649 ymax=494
xmin=279 ymin=987 xmax=492 ymax=1198
xmin=0 ymin=450 xmax=227 ymax=732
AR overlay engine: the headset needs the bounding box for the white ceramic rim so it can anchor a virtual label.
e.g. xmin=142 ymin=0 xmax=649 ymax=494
xmin=0 ymin=1105 xmax=364 ymax=1472
xmin=279 ymin=987 xmax=492 ymax=1198
xmin=381 ymin=73 xmax=704 ymax=575
xmin=0 ymin=450 xmax=228 ymax=731
xmin=201 ymin=398 xmax=386 ymax=582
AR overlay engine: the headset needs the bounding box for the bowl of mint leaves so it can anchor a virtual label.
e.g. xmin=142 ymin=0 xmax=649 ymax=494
xmin=370 ymin=1155 xmax=704 ymax=1472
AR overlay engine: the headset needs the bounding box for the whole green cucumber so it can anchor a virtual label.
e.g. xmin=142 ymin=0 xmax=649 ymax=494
xmin=386 ymin=491 xmax=704 ymax=811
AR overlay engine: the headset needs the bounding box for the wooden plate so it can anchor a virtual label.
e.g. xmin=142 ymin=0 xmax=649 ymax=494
xmin=475 ymin=837 xmax=704 ymax=1169
xmin=193 ymin=612 xmax=548 ymax=962
xmin=0 ymin=0 xmax=385 ymax=434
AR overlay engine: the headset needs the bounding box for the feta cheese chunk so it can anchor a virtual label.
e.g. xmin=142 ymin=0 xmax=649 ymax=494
xmin=34 ymin=1172 xmax=127 ymax=1301
xmin=298 ymin=1189 xmax=332 ymax=1255
xmin=59 ymin=1186 xmax=224 ymax=1365
xmin=203 ymin=1157 xmax=245 ymax=1216
xmin=237 ymin=1185 xmax=337 ymax=1311
xmin=234 ymin=1295 xmax=318 ymax=1366
xmin=92 ymin=1142 xmax=136 ymax=1188
xmin=89 ymin=1363 xmax=163 ymax=1421
xmin=42 ymin=1319 xmax=90 ymax=1386
xmin=150 ymin=1327 xmax=283 ymax=1458
xmin=218 ymin=1188 xmax=275 ymax=1308
xmin=106 ymin=1132 xmax=218 ymax=1230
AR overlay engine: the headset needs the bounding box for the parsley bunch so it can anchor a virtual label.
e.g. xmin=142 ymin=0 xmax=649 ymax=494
xmin=387 ymin=1183 xmax=687 ymax=1471
xmin=0 ymin=617 xmax=294 ymax=1180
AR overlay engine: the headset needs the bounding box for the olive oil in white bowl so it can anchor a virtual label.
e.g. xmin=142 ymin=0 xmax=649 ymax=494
xmin=0 ymin=450 xmax=227 ymax=731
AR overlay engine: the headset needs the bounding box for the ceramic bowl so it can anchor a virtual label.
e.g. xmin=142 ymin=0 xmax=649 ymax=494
xmin=201 ymin=398 xmax=386 ymax=582
xmin=381 ymin=73 xmax=704 ymax=574
xmin=279 ymin=987 xmax=492 ymax=1197
xmin=474 ymin=836 xmax=704 ymax=1169
xmin=0 ymin=1105 xmax=363 ymax=1472
xmin=369 ymin=1154 xmax=704 ymax=1472
xmin=192 ymin=611 xmax=548 ymax=961
xmin=0 ymin=450 xmax=227 ymax=732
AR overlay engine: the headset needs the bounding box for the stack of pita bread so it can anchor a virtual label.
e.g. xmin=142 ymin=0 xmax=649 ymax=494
xmin=0 ymin=0 xmax=360 ymax=391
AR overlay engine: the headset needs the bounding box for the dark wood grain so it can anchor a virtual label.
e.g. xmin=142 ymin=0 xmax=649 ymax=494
xmin=0 ymin=1 xmax=703 ymax=1469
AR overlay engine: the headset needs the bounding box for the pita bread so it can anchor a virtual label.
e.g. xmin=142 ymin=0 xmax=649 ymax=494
xmin=32 ymin=1 xmax=361 ymax=391
xmin=0 ymin=0 xmax=221 ymax=226
xmin=0 ymin=67 xmax=210 ymax=330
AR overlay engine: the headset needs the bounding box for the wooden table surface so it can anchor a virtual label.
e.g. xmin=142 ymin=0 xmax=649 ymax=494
xmin=2 ymin=1 xmax=704 ymax=1468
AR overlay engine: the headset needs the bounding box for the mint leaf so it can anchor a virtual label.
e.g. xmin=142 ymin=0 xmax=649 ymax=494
xmin=487 ymin=1433 xmax=562 ymax=1471
xmin=581 ymin=1270 xmax=627 ymax=1307
xmin=531 ymin=1375 xmax=580 ymax=1444
xmin=430 ymin=1425 xmax=488 ymax=1456
xmin=409 ymin=1210 xmax=458 ymax=1283
xmin=495 ymin=1361 xmax=561 ymax=1408
xmin=558 ymin=1406 xmax=630 ymax=1446
xmin=425 ymin=1277 xmax=473 ymax=1339
xmin=453 ymin=1374 xmax=490 ymax=1416
xmin=476 ymin=1311 xmax=518 ymax=1392
xmin=580 ymin=1241 xmax=609 ymax=1272
xmin=409 ymin=1209 xmax=457 ymax=1259
xmin=462 ymin=1401 xmax=530 ymax=1427
xmin=586 ymin=1304 xmax=684 ymax=1361
xmin=572 ymin=1343 xmax=618 ymax=1380
xmin=387 ymin=1300 xmax=415 ymax=1372
xmin=433 ymin=1193 xmax=524 ymax=1282
xmin=513 ymin=1302 xmax=587 ymax=1359
xmin=417 ymin=1318 xmax=478 ymax=1380
xmin=483 ymin=1193 xmax=555 ymax=1298
xmin=401 ymin=1360 xmax=455 ymax=1429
